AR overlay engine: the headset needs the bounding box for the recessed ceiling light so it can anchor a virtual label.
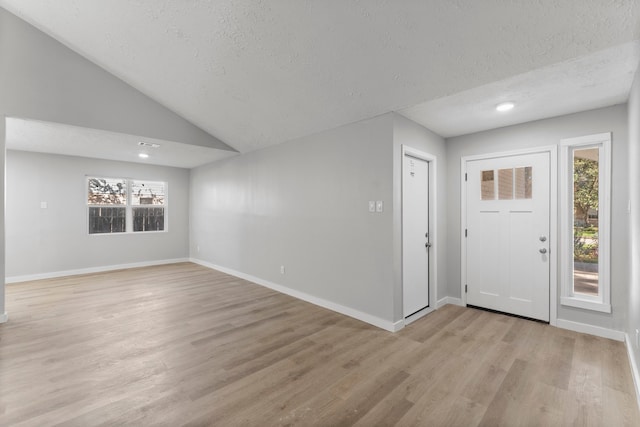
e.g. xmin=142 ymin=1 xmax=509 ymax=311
xmin=138 ymin=153 xmax=149 ymax=159
xmin=496 ymin=102 xmax=515 ymax=112
xmin=138 ymin=141 xmax=161 ymax=148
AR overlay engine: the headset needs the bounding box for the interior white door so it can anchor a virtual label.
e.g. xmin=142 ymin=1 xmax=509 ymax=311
xmin=403 ymin=154 xmax=430 ymax=317
xmin=466 ymin=152 xmax=550 ymax=321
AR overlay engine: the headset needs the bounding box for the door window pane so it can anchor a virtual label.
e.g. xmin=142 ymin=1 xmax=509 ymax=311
xmin=498 ymin=168 xmax=513 ymax=200
xmin=515 ymin=167 xmax=532 ymax=199
xmin=572 ymin=148 xmax=599 ymax=296
xmin=481 ymin=170 xmax=495 ymax=200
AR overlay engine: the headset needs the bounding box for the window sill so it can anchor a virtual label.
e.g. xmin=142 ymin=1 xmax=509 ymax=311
xmin=560 ymin=296 xmax=611 ymax=313
xmin=88 ymin=230 xmax=167 ymax=236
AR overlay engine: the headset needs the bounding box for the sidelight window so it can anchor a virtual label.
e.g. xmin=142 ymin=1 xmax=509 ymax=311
xmin=560 ymin=133 xmax=611 ymax=313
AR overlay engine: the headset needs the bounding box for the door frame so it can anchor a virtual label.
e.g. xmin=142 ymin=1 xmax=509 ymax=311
xmin=402 ymin=145 xmax=437 ymax=325
xmin=460 ymin=145 xmax=558 ymax=326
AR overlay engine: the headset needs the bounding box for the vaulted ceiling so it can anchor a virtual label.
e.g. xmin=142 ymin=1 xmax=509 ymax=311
xmin=1 ymin=1 xmax=639 ymax=157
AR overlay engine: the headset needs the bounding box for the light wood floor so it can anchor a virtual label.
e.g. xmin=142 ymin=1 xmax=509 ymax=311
xmin=1 ymin=262 xmax=638 ymax=426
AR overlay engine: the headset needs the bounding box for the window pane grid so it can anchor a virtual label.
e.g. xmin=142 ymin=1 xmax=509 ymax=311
xmin=480 ymin=167 xmax=532 ymax=201
xmin=87 ymin=177 xmax=166 ymax=234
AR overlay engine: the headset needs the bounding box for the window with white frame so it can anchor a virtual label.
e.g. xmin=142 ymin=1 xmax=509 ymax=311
xmin=560 ymin=133 xmax=611 ymax=313
xmin=87 ymin=177 xmax=166 ymax=234
xmin=131 ymin=180 xmax=166 ymax=232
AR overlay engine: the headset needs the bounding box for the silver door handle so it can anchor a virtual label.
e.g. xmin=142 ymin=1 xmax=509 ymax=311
xmin=539 ymin=248 xmax=547 ymax=254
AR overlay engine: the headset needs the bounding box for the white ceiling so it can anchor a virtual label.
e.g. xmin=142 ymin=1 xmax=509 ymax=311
xmin=1 ymin=1 xmax=639 ymax=162
xmin=402 ymin=41 xmax=640 ymax=137
xmin=5 ymin=118 xmax=237 ymax=169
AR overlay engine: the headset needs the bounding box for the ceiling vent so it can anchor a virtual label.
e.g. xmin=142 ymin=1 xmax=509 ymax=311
xmin=138 ymin=141 xmax=161 ymax=148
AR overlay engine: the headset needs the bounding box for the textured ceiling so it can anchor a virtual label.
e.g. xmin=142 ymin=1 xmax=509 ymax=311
xmin=401 ymin=41 xmax=640 ymax=137
xmin=1 ymin=1 xmax=639 ymax=154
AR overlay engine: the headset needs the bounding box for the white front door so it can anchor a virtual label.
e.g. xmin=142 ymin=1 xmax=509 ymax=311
xmin=403 ymin=154 xmax=430 ymax=317
xmin=465 ymin=151 xmax=550 ymax=321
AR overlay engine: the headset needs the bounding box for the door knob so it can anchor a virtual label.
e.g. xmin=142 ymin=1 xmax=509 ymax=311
xmin=539 ymin=248 xmax=547 ymax=254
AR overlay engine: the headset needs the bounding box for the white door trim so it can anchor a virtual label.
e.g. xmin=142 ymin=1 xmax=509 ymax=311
xmin=402 ymin=145 xmax=437 ymax=325
xmin=559 ymin=133 xmax=612 ymax=313
xmin=460 ymin=145 xmax=557 ymax=326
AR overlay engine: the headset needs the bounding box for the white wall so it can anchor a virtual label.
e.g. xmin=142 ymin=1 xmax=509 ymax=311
xmin=446 ymin=104 xmax=629 ymax=331
xmin=0 ymin=8 xmax=225 ymax=318
xmin=628 ymin=67 xmax=640 ymax=372
xmin=6 ymin=150 xmax=190 ymax=279
xmin=392 ymin=114 xmax=448 ymax=319
xmin=191 ymin=114 xmax=397 ymax=327
xmin=0 ymin=120 xmax=5 ymax=319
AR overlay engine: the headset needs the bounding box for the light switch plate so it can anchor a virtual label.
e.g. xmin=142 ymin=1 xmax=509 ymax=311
xmin=40 ymin=201 xmax=48 ymax=209
xmin=368 ymin=201 xmax=376 ymax=213
xmin=376 ymin=200 xmax=383 ymax=213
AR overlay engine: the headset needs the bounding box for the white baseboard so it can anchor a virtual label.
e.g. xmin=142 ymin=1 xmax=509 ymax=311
xmin=5 ymin=258 xmax=190 ymax=284
xmin=625 ymin=333 xmax=640 ymax=411
xmin=0 ymin=312 xmax=8 ymax=323
xmin=190 ymin=258 xmax=402 ymax=332
xmin=556 ymin=318 xmax=625 ymax=341
xmin=436 ymin=296 xmax=464 ymax=309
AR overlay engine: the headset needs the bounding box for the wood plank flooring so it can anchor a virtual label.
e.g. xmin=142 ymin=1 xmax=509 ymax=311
xmin=0 ymin=262 xmax=638 ymax=426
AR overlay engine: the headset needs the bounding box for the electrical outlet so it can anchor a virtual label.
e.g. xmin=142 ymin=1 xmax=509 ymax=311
xmin=368 ymin=201 xmax=375 ymax=213
xmin=280 ymin=265 xmax=285 ymax=275
xmin=376 ymin=200 xmax=383 ymax=213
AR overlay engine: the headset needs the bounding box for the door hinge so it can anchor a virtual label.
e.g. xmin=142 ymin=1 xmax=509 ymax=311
xmin=465 ymin=173 xmax=467 ymax=181
xmin=465 ymin=229 xmax=467 ymax=237
xmin=465 ymin=284 xmax=468 ymax=293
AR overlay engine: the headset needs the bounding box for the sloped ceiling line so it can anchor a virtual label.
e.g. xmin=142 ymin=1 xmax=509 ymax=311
xmin=1 ymin=1 xmax=638 ymax=158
